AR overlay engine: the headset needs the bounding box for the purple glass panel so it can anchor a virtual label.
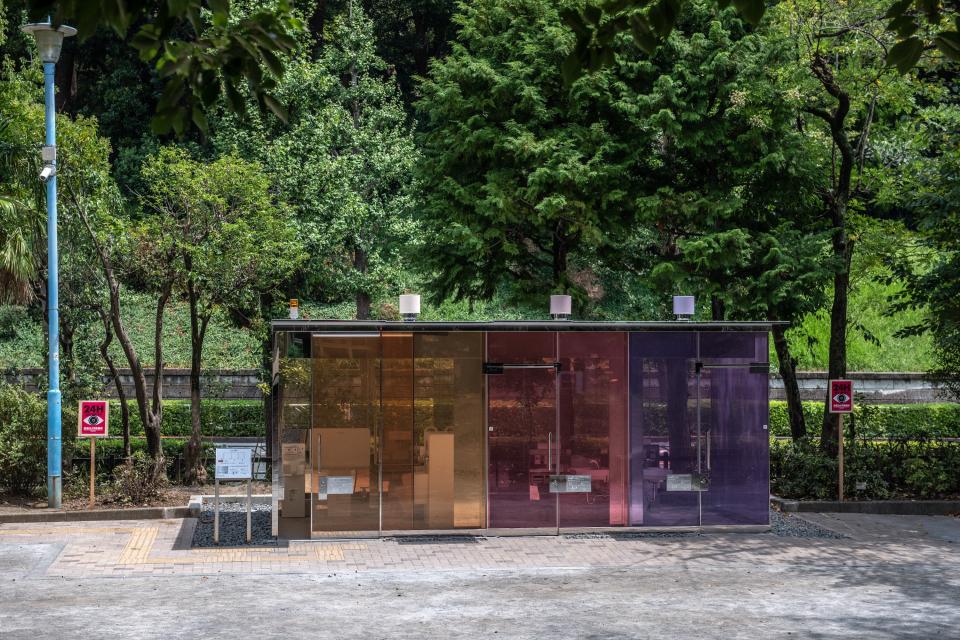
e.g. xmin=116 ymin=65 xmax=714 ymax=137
xmin=699 ymin=332 xmax=768 ymax=362
xmin=557 ymin=332 xmax=628 ymax=527
xmin=629 ymin=333 xmax=699 ymax=526
xmin=487 ymin=332 xmax=557 ymax=528
xmin=700 ymin=333 xmax=769 ymax=526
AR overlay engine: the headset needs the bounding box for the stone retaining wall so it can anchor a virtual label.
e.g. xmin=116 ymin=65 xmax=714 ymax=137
xmin=3 ymin=368 xmax=953 ymax=404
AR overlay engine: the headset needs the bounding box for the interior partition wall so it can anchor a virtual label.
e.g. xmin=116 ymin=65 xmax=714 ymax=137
xmin=273 ymin=326 xmax=769 ymax=538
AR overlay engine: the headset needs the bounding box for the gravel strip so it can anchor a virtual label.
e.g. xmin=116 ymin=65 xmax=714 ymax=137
xmin=192 ymin=502 xmax=276 ymax=547
xmin=770 ymin=509 xmax=847 ymax=538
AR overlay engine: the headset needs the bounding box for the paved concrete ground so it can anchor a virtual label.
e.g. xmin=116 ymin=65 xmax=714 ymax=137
xmin=0 ymin=513 xmax=958 ymax=639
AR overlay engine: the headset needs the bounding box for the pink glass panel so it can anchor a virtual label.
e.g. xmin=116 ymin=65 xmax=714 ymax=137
xmin=557 ymin=332 xmax=628 ymax=527
xmin=486 ymin=332 xmax=557 ymax=529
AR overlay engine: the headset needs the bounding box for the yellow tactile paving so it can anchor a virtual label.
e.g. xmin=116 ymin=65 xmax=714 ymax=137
xmin=1 ymin=521 xmax=362 ymax=570
xmin=117 ymin=526 xmax=158 ymax=564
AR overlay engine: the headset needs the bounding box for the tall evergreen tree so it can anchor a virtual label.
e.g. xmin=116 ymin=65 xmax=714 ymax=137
xmin=215 ymin=2 xmax=418 ymax=318
xmin=416 ymin=0 xmax=635 ymax=305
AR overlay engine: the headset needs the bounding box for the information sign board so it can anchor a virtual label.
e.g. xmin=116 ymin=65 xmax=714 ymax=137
xmin=215 ymin=448 xmax=252 ymax=480
xmin=78 ymin=400 xmax=109 ymax=437
xmin=829 ymin=379 xmax=854 ymax=413
xmin=549 ymin=475 xmax=592 ymax=493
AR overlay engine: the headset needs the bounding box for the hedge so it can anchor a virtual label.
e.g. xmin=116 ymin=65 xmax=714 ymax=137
xmin=106 ymin=399 xmax=263 ymax=438
xmin=769 ymin=401 xmax=960 ymax=439
xmin=771 ymin=438 xmax=960 ymax=500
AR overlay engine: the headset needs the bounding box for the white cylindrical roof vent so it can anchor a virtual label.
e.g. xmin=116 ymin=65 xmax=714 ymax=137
xmin=550 ymin=294 xmax=572 ymax=320
xmin=673 ymin=295 xmax=695 ymax=320
xmin=399 ymin=294 xmax=421 ymax=321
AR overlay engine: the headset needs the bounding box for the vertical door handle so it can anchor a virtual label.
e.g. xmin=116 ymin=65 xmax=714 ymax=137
xmin=548 ymin=432 xmax=552 ymax=473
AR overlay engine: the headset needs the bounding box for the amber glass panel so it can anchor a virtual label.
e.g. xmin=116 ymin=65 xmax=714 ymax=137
xmin=412 ymin=332 xmax=485 ymax=530
xmin=381 ymin=334 xmax=415 ymax=530
xmin=557 ymin=332 xmax=628 ymax=527
xmin=310 ymin=335 xmax=380 ymax=534
xmin=275 ymin=332 xmax=312 ymax=538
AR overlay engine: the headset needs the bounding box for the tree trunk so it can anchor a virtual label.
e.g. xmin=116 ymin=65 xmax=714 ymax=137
xmin=354 ymin=246 xmax=371 ymax=319
xmin=413 ymin=9 xmax=429 ymax=77
xmin=184 ymin=275 xmax=209 ymax=485
xmin=805 ymin=54 xmax=855 ymax=458
xmin=76 ymin=198 xmax=168 ymax=463
xmin=711 ymin=296 xmax=725 ymax=321
xmin=772 ymin=324 xmax=806 ymax=440
xmin=144 ymin=282 xmax=171 ymax=461
xmin=552 ymin=226 xmax=569 ymax=290
xmin=59 ymin=320 xmax=75 ymax=383
xmin=98 ymin=309 xmax=131 ymax=459
xmin=820 ymin=235 xmax=852 ymax=455
xmin=309 ymin=0 xmax=327 ymax=50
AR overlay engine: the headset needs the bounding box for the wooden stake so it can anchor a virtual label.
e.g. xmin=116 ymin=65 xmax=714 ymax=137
xmin=89 ymin=438 xmax=96 ymax=509
xmin=838 ymin=414 xmax=844 ymax=503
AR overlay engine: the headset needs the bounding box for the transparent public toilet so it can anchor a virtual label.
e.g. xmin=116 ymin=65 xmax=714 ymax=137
xmin=270 ymin=321 xmax=772 ymax=538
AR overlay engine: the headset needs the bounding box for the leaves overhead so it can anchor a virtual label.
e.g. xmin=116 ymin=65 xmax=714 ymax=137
xmin=26 ymin=0 xmax=303 ymax=135
xmin=562 ymin=0 xmax=958 ymax=82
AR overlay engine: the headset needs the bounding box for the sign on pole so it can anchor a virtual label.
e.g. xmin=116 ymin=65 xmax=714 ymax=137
xmin=78 ymin=400 xmax=109 ymax=437
xmin=829 ymin=379 xmax=853 ymax=413
xmin=215 ymin=448 xmax=252 ymax=480
xmin=828 ymin=380 xmax=853 ymax=502
xmin=214 ymin=448 xmax=254 ymax=545
xmin=78 ymin=400 xmax=109 ymax=509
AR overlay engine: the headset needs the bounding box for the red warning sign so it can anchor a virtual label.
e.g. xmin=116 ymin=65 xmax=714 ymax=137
xmin=78 ymin=400 xmax=109 ymax=437
xmin=829 ymin=380 xmax=853 ymax=414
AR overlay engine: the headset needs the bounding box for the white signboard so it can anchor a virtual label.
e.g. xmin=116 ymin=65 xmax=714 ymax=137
xmin=215 ymin=448 xmax=252 ymax=480
xmin=666 ymin=473 xmax=694 ymax=492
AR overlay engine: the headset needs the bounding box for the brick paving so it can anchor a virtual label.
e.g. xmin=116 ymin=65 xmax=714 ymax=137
xmin=1 ymin=515 xmax=958 ymax=578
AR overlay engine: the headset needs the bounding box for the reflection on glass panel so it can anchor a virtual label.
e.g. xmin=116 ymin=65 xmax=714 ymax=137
xmin=487 ymin=332 xmax=557 ymax=529
xmin=311 ymin=336 xmax=380 ymax=534
xmin=629 ymin=333 xmax=700 ymax=526
xmin=276 ymin=332 xmax=313 ymax=538
xmin=381 ymin=334 xmax=414 ymax=530
xmin=558 ymin=332 xmax=628 ymax=527
xmin=700 ymin=332 xmax=768 ymax=362
xmin=413 ymin=333 xmax=485 ymax=529
xmin=700 ymin=333 xmax=769 ymax=526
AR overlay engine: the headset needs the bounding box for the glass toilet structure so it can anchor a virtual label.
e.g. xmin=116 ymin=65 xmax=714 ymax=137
xmin=270 ymin=321 xmax=774 ymax=538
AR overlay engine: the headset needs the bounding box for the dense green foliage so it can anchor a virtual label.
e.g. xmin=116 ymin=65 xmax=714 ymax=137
xmin=0 ymin=0 xmax=957 ymax=488
xmin=0 ymin=382 xmax=59 ymax=492
xmin=769 ymin=401 xmax=960 ymax=439
xmin=771 ymin=438 xmax=960 ymax=500
xmin=214 ymin=5 xmax=417 ymax=317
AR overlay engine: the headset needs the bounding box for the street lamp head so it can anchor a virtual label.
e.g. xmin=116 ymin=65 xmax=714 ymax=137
xmin=21 ymin=22 xmax=77 ymax=64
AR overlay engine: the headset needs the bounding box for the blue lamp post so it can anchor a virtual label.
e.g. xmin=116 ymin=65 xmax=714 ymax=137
xmin=21 ymin=21 xmax=76 ymax=509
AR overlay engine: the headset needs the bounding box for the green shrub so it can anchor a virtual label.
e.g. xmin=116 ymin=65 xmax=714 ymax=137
xmin=769 ymin=401 xmax=960 ymax=439
xmin=0 ymin=383 xmax=76 ymax=494
xmin=109 ymin=399 xmax=263 ymax=438
xmin=112 ymin=452 xmax=169 ymax=504
xmin=771 ymin=437 xmax=960 ymax=500
xmin=770 ymin=440 xmax=837 ymax=500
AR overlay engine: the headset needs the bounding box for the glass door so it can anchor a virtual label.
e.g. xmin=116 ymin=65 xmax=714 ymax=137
xmin=486 ymin=332 xmax=559 ymax=532
xmin=698 ymin=332 xmax=770 ymax=526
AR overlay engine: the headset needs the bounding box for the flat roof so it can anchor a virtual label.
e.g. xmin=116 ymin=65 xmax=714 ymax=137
xmin=271 ymin=320 xmax=785 ymax=332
